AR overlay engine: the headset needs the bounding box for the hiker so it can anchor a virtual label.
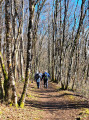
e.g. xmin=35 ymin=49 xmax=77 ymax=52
xmin=39 ymin=72 xmax=42 ymax=80
xmin=34 ymin=71 xmax=41 ymax=89
xmin=39 ymin=72 xmax=43 ymax=88
xmin=42 ymin=72 xmax=50 ymax=88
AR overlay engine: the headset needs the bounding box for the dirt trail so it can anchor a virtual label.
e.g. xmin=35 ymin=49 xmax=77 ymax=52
xmin=25 ymin=81 xmax=89 ymax=120
xmin=0 ymin=81 xmax=89 ymax=120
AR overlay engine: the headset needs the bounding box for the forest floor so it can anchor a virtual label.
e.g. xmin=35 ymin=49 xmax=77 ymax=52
xmin=0 ymin=80 xmax=89 ymax=120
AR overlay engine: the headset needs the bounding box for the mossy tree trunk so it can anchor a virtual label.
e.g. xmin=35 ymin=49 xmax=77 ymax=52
xmin=19 ymin=0 xmax=34 ymax=107
xmin=0 ymin=60 xmax=3 ymax=101
xmin=0 ymin=54 xmax=8 ymax=101
xmin=5 ymin=0 xmax=17 ymax=106
xmin=0 ymin=3 xmax=3 ymax=101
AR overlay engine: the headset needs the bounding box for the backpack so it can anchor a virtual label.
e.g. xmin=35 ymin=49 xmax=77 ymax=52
xmin=44 ymin=74 xmax=48 ymax=81
xmin=35 ymin=73 xmax=40 ymax=81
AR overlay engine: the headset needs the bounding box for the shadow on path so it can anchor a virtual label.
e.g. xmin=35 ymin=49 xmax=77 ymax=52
xmin=25 ymin=99 xmax=89 ymax=111
xmin=27 ymin=82 xmax=89 ymax=112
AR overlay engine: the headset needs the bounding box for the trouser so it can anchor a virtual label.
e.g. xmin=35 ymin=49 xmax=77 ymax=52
xmin=37 ymin=82 xmax=40 ymax=89
xmin=44 ymin=80 xmax=48 ymax=88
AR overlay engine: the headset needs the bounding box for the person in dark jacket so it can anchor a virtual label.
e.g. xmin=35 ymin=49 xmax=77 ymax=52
xmin=34 ymin=72 xmax=41 ymax=89
xmin=42 ymin=72 xmax=50 ymax=88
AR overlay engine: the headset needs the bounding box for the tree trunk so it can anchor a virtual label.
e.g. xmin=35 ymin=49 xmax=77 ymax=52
xmin=19 ymin=0 xmax=34 ymax=107
xmin=48 ymin=13 xmax=50 ymax=75
xmin=5 ymin=0 xmax=17 ymax=106
xmin=66 ymin=0 xmax=86 ymax=90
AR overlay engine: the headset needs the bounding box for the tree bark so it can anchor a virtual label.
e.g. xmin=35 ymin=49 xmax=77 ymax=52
xmin=5 ymin=0 xmax=17 ymax=106
xmin=65 ymin=0 xmax=86 ymax=90
xmin=19 ymin=0 xmax=34 ymax=107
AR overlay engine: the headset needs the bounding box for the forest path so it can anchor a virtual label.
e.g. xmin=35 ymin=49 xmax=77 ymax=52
xmin=0 ymin=81 xmax=89 ymax=120
xmin=25 ymin=81 xmax=89 ymax=120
